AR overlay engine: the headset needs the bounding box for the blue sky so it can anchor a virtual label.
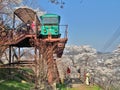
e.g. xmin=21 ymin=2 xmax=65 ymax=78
xmin=38 ymin=0 xmax=120 ymax=52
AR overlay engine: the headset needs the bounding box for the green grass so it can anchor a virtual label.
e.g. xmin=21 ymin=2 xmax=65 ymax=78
xmin=57 ymin=84 xmax=102 ymax=90
xmin=0 ymin=68 xmax=34 ymax=90
xmin=85 ymin=85 xmax=101 ymax=90
xmin=67 ymin=85 xmax=102 ymax=90
xmin=0 ymin=80 xmax=33 ymax=90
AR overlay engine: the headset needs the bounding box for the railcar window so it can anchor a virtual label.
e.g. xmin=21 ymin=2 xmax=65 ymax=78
xmin=43 ymin=17 xmax=59 ymax=24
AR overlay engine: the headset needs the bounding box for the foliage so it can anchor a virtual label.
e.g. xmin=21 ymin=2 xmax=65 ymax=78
xmin=49 ymin=0 xmax=65 ymax=8
xmin=0 ymin=0 xmax=22 ymax=25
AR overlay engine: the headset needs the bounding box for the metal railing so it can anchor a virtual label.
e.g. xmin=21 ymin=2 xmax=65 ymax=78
xmin=59 ymin=25 xmax=68 ymax=39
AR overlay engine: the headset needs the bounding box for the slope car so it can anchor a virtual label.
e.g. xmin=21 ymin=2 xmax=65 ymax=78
xmin=40 ymin=14 xmax=61 ymax=38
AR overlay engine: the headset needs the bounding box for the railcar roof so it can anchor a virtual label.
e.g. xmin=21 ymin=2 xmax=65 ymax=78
xmin=41 ymin=14 xmax=60 ymax=17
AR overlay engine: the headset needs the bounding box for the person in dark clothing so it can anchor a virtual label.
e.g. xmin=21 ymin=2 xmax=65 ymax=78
xmin=77 ymin=68 xmax=81 ymax=79
xmin=67 ymin=67 xmax=71 ymax=74
xmin=66 ymin=67 xmax=71 ymax=80
xmin=77 ymin=68 xmax=81 ymax=73
xmin=26 ymin=20 xmax=31 ymax=33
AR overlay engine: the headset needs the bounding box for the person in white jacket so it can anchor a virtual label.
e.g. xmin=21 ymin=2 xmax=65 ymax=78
xmin=85 ymin=72 xmax=90 ymax=85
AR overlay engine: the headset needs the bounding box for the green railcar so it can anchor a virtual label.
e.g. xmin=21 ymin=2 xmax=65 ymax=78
xmin=40 ymin=14 xmax=61 ymax=38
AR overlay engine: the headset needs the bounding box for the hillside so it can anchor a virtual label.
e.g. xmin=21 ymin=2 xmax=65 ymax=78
xmin=57 ymin=45 xmax=120 ymax=90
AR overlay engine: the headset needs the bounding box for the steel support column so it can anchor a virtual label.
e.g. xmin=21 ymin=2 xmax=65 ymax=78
xmin=34 ymin=47 xmax=38 ymax=89
xmin=18 ymin=47 xmax=20 ymax=61
xmin=47 ymin=43 xmax=60 ymax=84
xmin=53 ymin=59 xmax=61 ymax=83
xmin=9 ymin=46 xmax=12 ymax=75
xmin=47 ymin=45 xmax=54 ymax=84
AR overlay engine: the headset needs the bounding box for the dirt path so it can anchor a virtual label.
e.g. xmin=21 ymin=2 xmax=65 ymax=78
xmin=72 ymin=84 xmax=87 ymax=90
xmin=66 ymin=78 xmax=102 ymax=90
xmin=72 ymin=84 xmax=101 ymax=90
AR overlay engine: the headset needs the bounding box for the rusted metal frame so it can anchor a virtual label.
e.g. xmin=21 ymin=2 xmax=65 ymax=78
xmin=1 ymin=46 xmax=9 ymax=63
xmin=0 ymin=44 xmax=8 ymax=64
xmin=12 ymin=52 xmax=14 ymax=66
xmin=0 ymin=45 xmax=8 ymax=57
xmin=14 ymin=7 xmax=41 ymax=25
xmin=34 ymin=46 xmax=39 ymax=89
xmin=0 ymin=24 xmax=67 ymax=87
xmin=0 ymin=62 xmax=35 ymax=67
xmin=11 ymin=47 xmax=31 ymax=65
xmin=45 ymin=42 xmax=60 ymax=84
xmin=13 ymin=13 xmax=15 ymax=29
xmin=65 ymin=25 xmax=68 ymax=38
xmin=0 ymin=64 xmax=35 ymax=69
xmin=11 ymin=47 xmax=18 ymax=61
xmin=47 ymin=43 xmax=58 ymax=58
xmin=13 ymin=12 xmax=25 ymax=24
xmin=19 ymin=48 xmax=29 ymax=58
xmin=4 ymin=51 xmax=9 ymax=61
xmin=46 ymin=44 xmax=54 ymax=84
xmin=25 ymin=8 xmax=35 ymax=21
xmin=59 ymin=25 xmax=68 ymax=38
xmin=35 ymin=40 xmax=47 ymax=86
xmin=39 ymin=41 xmax=48 ymax=84
xmin=9 ymin=61 xmax=35 ymax=64
xmin=52 ymin=42 xmax=61 ymax=83
xmin=43 ymin=38 xmax=68 ymax=43
xmin=34 ymin=13 xmax=38 ymax=39
xmin=38 ymin=46 xmax=46 ymax=87
xmin=18 ymin=47 xmax=20 ymax=61
xmin=20 ymin=47 xmax=27 ymax=58
xmin=9 ymin=45 xmax=12 ymax=74
xmin=38 ymin=41 xmax=50 ymax=84
xmin=53 ymin=58 xmax=61 ymax=83
xmin=46 ymin=43 xmax=60 ymax=83
xmin=9 ymin=46 xmax=12 ymax=65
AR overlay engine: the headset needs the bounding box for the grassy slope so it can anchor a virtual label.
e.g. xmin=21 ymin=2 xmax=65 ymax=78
xmin=0 ymin=80 xmax=33 ymax=90
xmin=0 ymin=69 xmax=102 ymax=90
xmin=0 ymin=68 xmax=34 ymax=90
xmin=0 ymin=80 xmax=102 ymax=90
